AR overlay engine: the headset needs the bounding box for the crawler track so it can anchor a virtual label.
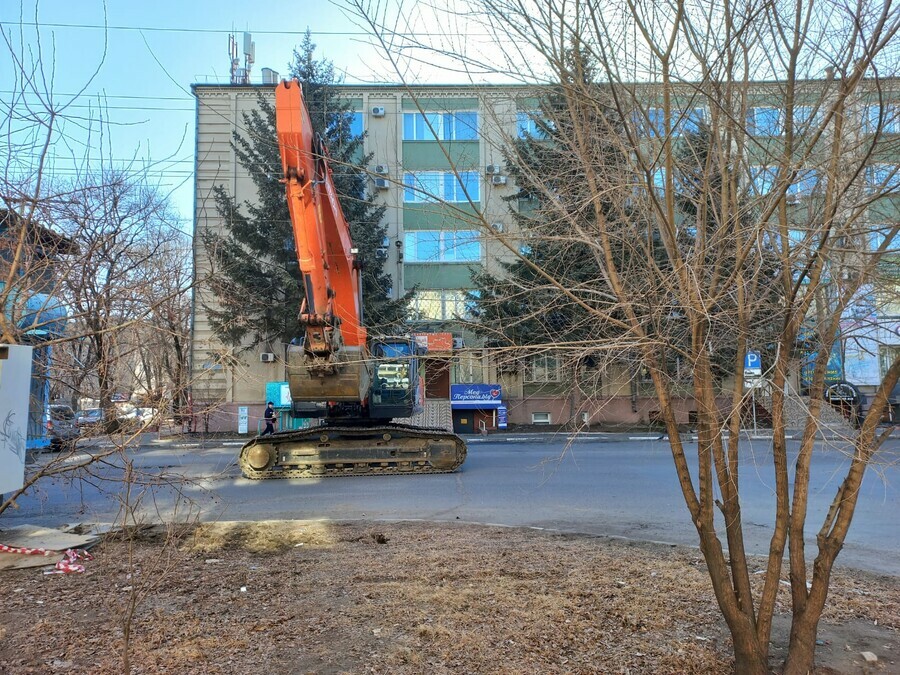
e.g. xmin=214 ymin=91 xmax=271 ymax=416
xmin=238 ymin=423 xmax=467 ymax=479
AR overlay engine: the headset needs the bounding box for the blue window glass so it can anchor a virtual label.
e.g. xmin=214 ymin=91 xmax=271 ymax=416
xmin=517 ymin=111 xmax=534 ymax=138
xmin=866 ymin=164 xmax=900 ymax=192
xmin=870 ymin=225 xmax=890 ymax=251
xmin=404 ymin=231 xmax=441 ymax=262
xmin=403 ymin=111 xmax=478 ymax=140
xmin=445 ymin=231 xmax=481 ymax=261
xmin=402 ymin=113 xmax=415 ymax=140
xmin=748 ymin=107 xmax=782 ymax=136
xmin=750 ymin=166 xmax=777 ymax=195
xmin=788 ymin=229 xmax=805 ymax=247
xmin=792 ymin=106 xmax=816 ymax=129
xmin=644 ymin=108 xmax=666 ymax=137
xmin=864 ymin=104 xmax=899 ymax=134
xmin=674 ymin=108 xmax=705 ymax=135
xmin=349 ymin=112 xmax=363 ymax=137
xmin=403 ymin=230 xmax=481 ymax=262
xmin=652 ymin=167 xmax=666 ymax=194
xmin=403 ymin=172 xmax=480 ymax=203
xmin=787 ymin=169 xmax=818 ymax=196
xmin=450 ymin=112 xmax=478 ymax=140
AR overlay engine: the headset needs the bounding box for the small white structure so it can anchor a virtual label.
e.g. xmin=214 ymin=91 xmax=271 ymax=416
xmin=0 ymin=344 xmax=34 ymax=494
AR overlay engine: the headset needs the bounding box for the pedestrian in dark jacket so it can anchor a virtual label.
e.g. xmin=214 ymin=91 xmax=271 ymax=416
xmin=261 ymin=402 xmax=276 ymax=436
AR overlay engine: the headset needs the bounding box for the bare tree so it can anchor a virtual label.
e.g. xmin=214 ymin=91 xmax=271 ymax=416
xmin=351 ymin=0 xmax=900 ymax=672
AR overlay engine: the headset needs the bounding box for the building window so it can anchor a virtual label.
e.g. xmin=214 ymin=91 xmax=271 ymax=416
xmin=880 ymin=345 xmax=900 ymax=379
xmin=408 ymin=289 xmax=473 ymax=321
xmin=404 ymin=230 xmax=481 ymax=263
xmin=869 ymin=224 xmax=896 ymax=252
xmin=330 ymin=111 xmax=364 ymax=140
xmin=638 ymin=107 xmax=705 ymax=136
xmin=791 ymin=105 xmax=818 ymax=129
xmin=750 ymin=165 xmax=777 ymax=195
xmin=786 ymin=169 xmax=819 ymax=198
xmin=349 ymin=112 xmax=364 ymax=137
xmin=863 ymin=104 xmax=900 ymax=134
xmin=865 ymin=164 xmax=900 ymax=192
xmin=747 ymin=106 xmax=783 ymax=136
xmin=652 ymin=167 xmax=666 ymax=194
xmin=403 ymin=171 xmax=480 ymax=203
xmin=516 ymin=111 xmax=554 ymax=138
xmin=525 ymin=354 xmax=561 ymax=383
xmin=640 ymin=107 xmax=666 ymax=137
xmin=402 ymin=111 xmax=479 ymax=141
xmin=673 ymin=108 xmax=705 ymax=135
xmin=531 ymin=412 xmax=552 ymax=425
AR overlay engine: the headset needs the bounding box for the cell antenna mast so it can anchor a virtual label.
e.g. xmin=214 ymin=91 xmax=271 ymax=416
xmin=228 ymin=32 xmax=255 ymax=84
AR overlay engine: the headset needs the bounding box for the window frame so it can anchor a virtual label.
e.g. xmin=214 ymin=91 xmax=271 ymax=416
xmin=403 ymin=229 xmax=482 ymax=263
xmin=525 ymin=353 xmax=562 ymax=383
xmin=407 ymin=289 xmax=475 ymax=321
xmin=403 ymin=171 xmax=481 ymax=203
xmin=865 ymin=164 xmax=900 ymax=193
xmin=747 ymin=106 xmax=783 ymax=137
xmin=402 ymin=111 xmax=479 ymax=141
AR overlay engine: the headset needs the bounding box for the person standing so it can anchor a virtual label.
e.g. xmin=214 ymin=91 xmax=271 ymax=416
xmin=261 ymin=401 xmax=277 ymax=436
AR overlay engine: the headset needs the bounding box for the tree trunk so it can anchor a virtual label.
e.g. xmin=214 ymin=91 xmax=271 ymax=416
xmin=782 ymin=610 xmax=819 ymax=675
xmin=731 ymin=629 xmax=769 ymax=675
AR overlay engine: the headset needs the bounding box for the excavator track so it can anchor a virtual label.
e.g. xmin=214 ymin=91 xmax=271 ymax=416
xmin=238 ymin=423 xmax=467 ymax=479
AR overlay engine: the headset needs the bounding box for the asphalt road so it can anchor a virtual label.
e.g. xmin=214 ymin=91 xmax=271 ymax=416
xmin=6 ymin=434 xmax=899 ymax=575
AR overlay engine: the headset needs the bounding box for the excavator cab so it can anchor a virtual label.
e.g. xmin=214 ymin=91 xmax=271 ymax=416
xmin=368 ymin=339 xmax=425 ymax=420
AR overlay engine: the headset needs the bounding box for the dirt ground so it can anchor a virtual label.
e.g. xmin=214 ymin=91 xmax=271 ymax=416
xmin=0 ymin=521 xmax=897 ymax=674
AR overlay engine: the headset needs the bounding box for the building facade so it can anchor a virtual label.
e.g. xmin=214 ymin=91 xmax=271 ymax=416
xmin=191 ymin=81 xmax=900 ymax=432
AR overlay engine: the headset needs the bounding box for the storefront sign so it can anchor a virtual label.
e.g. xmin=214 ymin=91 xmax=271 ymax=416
xmin=265 ymin=381 xmax=293 ymax=409
xmin=412 ymin=332 xmax=454 ymax=352
xmin=450 ymin=384 xmax=502 ymax=409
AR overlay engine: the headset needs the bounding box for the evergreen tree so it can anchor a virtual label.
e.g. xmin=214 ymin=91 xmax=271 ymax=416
xmin=202 ymin=33 xmax=409 ymax=351
xmin=472 ymin=54 xmax=783 ymax=379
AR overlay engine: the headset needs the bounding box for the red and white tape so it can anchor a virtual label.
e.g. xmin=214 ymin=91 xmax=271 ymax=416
xmin=0 ymin=543 xmax=94 ymax=574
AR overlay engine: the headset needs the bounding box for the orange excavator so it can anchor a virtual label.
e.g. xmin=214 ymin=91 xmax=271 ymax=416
xmin=238 ymin=80 xmax=467 ymax=479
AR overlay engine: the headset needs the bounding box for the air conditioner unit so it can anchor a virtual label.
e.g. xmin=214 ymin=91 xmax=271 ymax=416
xmin=371 ymin=106 xmax=386 ymax=117
xmin=260 ymin=352 xmax=276 ymax=363
xmin=374 ymin=177 xmax=390 ymax=190
xmin=490 ymin=222 xmax=504 ymax=232
xmin=491 ymin=175 xmax=508 ymax=186
xmin=374 ymin=164 xmax=389 ymax=175
xmin=452 ymin=337 xmax=465 ymax=349
xmin=486 ymin=164 xmax=502 ymax=175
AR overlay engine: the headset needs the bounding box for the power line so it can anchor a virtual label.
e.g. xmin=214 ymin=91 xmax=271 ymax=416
xmin=5 ymin=22 xmax=491 ymax=38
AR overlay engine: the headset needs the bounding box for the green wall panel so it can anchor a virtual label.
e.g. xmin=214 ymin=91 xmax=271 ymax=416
xmin=402 ymin=203 xmax=481 ymax=230
xmin=404 ymin=264 xmax=479 ymax=289
xmin=402 ymin=97 xmax=480 ymax=111
xmin=402 ymin=141 xmax=480 ymax=169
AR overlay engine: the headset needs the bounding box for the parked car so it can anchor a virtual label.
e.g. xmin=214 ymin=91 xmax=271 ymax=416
xmin=75 ymin=408 xmax=104 ymax=432
xmin=48 ymin=404 xmax=78 ymax=451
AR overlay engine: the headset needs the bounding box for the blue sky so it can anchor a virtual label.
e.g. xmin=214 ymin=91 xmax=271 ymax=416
xmin=0 ymin=0 xmax=431 ymax=225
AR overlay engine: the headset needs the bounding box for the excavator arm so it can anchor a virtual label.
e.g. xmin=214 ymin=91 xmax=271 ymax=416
xmin=275 ymin=80 xmax=369 ymax=403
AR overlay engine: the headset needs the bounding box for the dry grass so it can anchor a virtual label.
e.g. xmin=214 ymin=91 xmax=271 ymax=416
xmin=0 ymin=521 xmax=897 ymax=674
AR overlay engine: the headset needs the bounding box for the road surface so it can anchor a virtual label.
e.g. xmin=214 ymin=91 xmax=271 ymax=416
xmin=5 ymin=434 xmax=899 ymax=575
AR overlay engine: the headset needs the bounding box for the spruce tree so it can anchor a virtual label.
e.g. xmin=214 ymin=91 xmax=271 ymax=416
xmin=472 ymin=53 xmax=782 ymax=380
xmin=202 ymin=33 xmax=409 ymax=351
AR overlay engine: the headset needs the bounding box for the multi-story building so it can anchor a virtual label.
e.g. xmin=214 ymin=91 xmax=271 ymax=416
xmin=191 ymin=80 xmax=900 ymax=432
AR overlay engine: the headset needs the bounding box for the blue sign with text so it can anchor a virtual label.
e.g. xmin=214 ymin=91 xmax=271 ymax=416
xmin=497 ymin=406 xmax=508 ymax=429
xmin=744 ymin=351 xmax=762 ymax=377
xmin=450 ymin=384 xmax=503 ymax=409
